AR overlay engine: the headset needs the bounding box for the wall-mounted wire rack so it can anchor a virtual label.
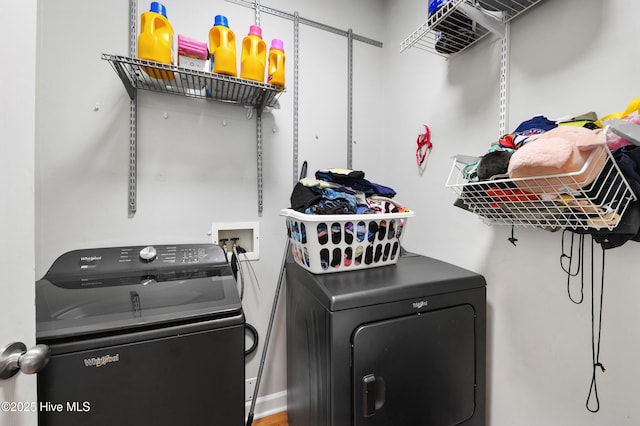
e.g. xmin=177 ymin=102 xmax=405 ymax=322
xmin=103 ymin=49 xmax=286 ymax=217
xmin=446 ymin=146 xmax=637 ymax=231
xmin=102 ymin=54 xmax=283 ymax=114
xmin=400 ymin=0 xmax=544 ymax=57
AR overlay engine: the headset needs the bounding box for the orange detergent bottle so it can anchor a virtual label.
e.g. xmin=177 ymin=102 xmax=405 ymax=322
xmin=267 ymin=38 xmax=285 ymax=87
xmin=137 ymin=2 xmax=174 ymax=80
xmin=240 ymin=25 xmax=266 ymax=82
xmin=209 ymin=15 xmax=238 ymax=77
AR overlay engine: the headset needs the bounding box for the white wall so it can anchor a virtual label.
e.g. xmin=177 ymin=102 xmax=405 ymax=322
xmin=35 ymin=0 xmax=385 ymax=410
xmin=1 ymin=1 xmax=38 ymax=424
xmin=384 ymin=0 xmax=640 ymax=425
xmin=35 ymin=0 xmax=640 ymax=424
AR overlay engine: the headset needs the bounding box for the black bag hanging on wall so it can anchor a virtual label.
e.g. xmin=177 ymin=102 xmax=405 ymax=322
xmin=577 ymin=202 xmax=640 ymax=250
xmin=574 ymin=145 xmax=640 ymax=249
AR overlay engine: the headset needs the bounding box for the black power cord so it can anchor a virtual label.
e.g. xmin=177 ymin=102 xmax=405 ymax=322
xmin=245 ymin=323 xmax=259 ymax=356
xmin=230 ymin=245 xmax=246 ymax=280
xmin=231 ymin=245 xmax=247 ymax=300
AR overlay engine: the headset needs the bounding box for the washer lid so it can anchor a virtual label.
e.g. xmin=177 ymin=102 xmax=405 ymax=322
xmin=36 ymin=244 xmax=242 ymax=341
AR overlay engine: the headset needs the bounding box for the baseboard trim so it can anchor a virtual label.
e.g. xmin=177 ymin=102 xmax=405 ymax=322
xmin=245 ymin=390 xmax=287 ymax=420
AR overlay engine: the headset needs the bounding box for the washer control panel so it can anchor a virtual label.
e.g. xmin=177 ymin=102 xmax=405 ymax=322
xmin=43 ymin=244 xmax=228 ymax=283
xmin=139 ymin=246 xmax=158 ymax=262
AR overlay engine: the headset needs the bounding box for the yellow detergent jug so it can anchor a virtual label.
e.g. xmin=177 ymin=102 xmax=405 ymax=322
xmin=137 ymin=2 xmax=174 ymax=80
xmin=209 ymin=15 xmax=238 ymax=77
xmin=267 ymin=38 xmax=285 ymax=87
xmin=240 ymin=25 xmax=266 ymax=82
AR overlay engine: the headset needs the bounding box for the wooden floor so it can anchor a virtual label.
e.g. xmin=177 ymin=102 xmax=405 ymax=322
xmin=252 ymin=411 xmax=288 ymax=426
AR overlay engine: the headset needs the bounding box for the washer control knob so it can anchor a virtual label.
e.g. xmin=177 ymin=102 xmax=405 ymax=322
xmin=139 ymin=246 xmax=157 ymax=262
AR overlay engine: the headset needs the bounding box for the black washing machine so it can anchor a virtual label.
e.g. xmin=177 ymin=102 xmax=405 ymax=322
xmin=36 ymin=244 xmax=245 ymax=426
xmin=286 ymin=252 xmax=486 ymax=426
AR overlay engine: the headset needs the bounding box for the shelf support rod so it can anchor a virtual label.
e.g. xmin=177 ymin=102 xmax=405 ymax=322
xmin=254 ymin=0 xmax=261 ymax=27
xmin=347 ymin=29 xmax=354 ymax=169
xmin=253 ymin=0 xmax=264 ymax=215
xmin=225 ymin=0 xmax=382 ymax=47
xmin=293 ymin=12 xmax=300 ymax=187
xmin=257 ymin=115 xmax=263 ymax=214
xmin=254 ymin=0 xmax=264 ymax=214
xmin=499 ymin=22 xmax=511 ymax=137
xmin=128 ymin=0 xmax=137 ymax=216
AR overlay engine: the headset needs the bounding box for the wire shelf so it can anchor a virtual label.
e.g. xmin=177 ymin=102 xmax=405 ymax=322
xmin=400 ymin=0 xmax=544 ymax=57
xmin=446 ymin=146 xmax=637 ymax=230
xmin=102 ymin=53 xmax=283 ymax=112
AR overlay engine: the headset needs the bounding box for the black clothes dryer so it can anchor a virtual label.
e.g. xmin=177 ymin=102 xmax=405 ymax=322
xmin=36 ymin=244 xmax=245 ymax=426
xmin=286 ymin=252 xmax=486 ymax=426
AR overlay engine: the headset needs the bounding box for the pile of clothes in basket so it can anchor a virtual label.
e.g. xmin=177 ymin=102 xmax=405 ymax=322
xmin=290 ymin=168 xmax=409 ymax=215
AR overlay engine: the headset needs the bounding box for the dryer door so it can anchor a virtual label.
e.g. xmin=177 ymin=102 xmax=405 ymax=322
xmin=352 ymin=304 xmax=476 ymax=426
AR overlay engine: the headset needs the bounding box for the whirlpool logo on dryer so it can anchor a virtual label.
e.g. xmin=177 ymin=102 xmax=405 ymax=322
xmin=412 ymin=300 xmax=428 ymax=309
xmin=83 ymin=354 xmax=120 ymax=368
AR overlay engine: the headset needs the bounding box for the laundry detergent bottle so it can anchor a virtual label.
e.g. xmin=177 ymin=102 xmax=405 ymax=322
xmin=267 ymin=38 xmax=285 ymax=87
xmin=137 ymin=2 xmax=174 ymax=80
xmin=209 ymin=15 xmax=238 ymax=77
xmin=240 ymin=25 xmax=267 ymax=82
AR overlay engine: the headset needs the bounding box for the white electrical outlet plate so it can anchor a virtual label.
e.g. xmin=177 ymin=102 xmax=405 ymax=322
xmin=245 ymin=377 xmax=256 ymax=402
xmin=211 ymin=221 xmax=259 ymax=261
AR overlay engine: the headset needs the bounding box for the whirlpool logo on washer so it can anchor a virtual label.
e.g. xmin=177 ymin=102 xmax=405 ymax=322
xmin=412 ymin=300 xmax=428 ymax=309
xmin=83 ymin=354 xmax=120 ymax=368
xmin=80 ymin=256 xmax=102 ymax=262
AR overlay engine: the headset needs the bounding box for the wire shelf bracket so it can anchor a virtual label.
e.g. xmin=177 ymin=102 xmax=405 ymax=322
xmin=400 ymin=0 xmax=544 ymax=57
xmin=103 ymin=54 xmax=284 ymax=114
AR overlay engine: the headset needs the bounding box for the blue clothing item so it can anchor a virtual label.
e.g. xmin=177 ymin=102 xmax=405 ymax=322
xmin=512 ymin=115 xmax=557 ymax=136
xmin=322 ymin=188 xmax=356 ymax=205
xmin=315 ymin=170 xmax=397 ymax=198
xmin=304 ymin=188 xmax=358 ymax=215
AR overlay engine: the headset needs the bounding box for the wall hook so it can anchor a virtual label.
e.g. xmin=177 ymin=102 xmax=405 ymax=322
xmin=508 ymin=225 xmax=518 ymax=247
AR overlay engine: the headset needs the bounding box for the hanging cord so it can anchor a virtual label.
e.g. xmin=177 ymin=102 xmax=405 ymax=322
xmin=229 ymin=244 xmax=262 ymax=296
xmin=560 ymin=232 xmax=607 ymax=412
xmin=560 ymin=230 xmax=582 ymax=277
xmin=231 ymin=243 xmax=246 ymax=300
xmin=229 ymin=244 xmax=262 ymax=360
xmin=586 ymin=240 xmax=606 ymax=413
xmin=229 ymin=243 xmax=242 ymax=298
xmin=220 ymin=239 xmax=230 ymax=263
xmin=240 ymin=250 xmax=261 ymax=291
xmin=560 ymin=230 xmax=584 ymax=304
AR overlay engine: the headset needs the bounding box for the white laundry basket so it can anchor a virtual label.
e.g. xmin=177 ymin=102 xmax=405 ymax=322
xmin=280 ymin=208 xmax=415 ymax=274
